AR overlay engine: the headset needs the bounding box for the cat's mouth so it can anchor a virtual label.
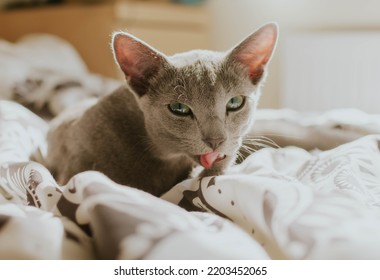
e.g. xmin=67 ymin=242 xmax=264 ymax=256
xmin=199 ymin=152 xmax=226 ymax=169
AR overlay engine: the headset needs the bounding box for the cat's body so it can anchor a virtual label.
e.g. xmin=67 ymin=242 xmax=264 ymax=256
xmin=47 ymin=86 xmax=194 ymax=196
xmin=46 ymin=23 xmax=278 ymax=196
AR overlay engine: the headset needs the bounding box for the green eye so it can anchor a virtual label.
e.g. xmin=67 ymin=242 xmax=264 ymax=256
xmin=168 ymin=102 xmax=192 ymax=116
xmin=226 ymin=95 xmax=245 ymax=111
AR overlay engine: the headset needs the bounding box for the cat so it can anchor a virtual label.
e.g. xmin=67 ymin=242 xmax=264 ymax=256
xmin=46 ymin=23 xmax=278 ymax=196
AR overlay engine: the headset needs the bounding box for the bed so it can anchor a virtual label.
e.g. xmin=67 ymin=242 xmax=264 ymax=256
xmin=1 ymin=34 xmax=380 ymax=260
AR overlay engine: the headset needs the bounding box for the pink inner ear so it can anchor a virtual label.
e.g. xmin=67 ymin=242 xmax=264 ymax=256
xmin=112 ymin=32 xmax=166 ymax=96
xmin=241 ymin=50 xmax=270 ymax=80
xmin=235 ymin=24 xmax=278 ymax=84
xmin=113 ymin=32 xmax=165 ymax=84
xmin=113 ymin=34 xmax=142 ymax=79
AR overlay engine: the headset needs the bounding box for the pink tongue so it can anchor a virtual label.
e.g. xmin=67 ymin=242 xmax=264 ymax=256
xmin=200 ymin=152 xmax=220 ymax=169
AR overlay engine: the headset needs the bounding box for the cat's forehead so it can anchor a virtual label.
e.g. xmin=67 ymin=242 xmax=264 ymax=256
xmin=165 ymin=50 xmax=245 ymax=94
xmin=163 ymin=51 xmax=222 ymax=101
xmin=168 ymin=50 xmax=225 ymax=67
xmin=168 ymin=51 xmax=222 ymax=84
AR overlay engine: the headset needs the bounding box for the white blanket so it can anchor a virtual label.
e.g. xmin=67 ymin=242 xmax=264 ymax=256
xmin=164 ymin=135 xmax=380 ymax=259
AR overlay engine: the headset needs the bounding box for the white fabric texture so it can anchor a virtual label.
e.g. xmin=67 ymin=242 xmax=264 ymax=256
xmin=164 ymin=135 xmax=380 ymax=259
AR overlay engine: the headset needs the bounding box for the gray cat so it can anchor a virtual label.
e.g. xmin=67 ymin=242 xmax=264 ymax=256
xmin=46 ymin=23 xmax=278 ymax=196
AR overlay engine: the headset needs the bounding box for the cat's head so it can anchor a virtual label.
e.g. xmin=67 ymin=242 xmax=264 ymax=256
xmin=112 ymin=23 xmax=278 ymax=169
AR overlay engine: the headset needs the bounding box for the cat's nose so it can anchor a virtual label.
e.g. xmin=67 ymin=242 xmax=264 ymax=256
xmin=203 ymin=138 xmax=226 ymax=150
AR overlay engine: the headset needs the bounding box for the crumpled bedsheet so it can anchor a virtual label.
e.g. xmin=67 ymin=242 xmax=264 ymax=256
xmin=0 ymin=34 xmax=120 ymax=118
xmin=165 ymin=134 xmax=380 ymax=259
xmin=2 ymin=100 xmax=380 ymax=259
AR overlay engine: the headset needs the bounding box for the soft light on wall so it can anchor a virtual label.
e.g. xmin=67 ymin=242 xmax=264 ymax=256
xmin=207 ymin=0 xmax=380 ymax=112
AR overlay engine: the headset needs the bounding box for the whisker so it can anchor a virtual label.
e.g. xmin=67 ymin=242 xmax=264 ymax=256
xmin=235 ymin=151 xmax=245 ymax=163
xmin=240 ymin=145 xmax=258 ymax=153
xmin=235 ymin=148 xmax=253 ymax=164
xmin=237 ymin=144 xmax=259 ymax=160
xmin=246 ymin=139 xmax=280 ymax=149
xmin=249 ymin=132 xmax=305 ymax=140
xmin=245 ymin=135 xmax=277 ymax=143
xmin=243 ymin=136 xmax=281 ymax=149
xmin=243 ymin=140 xmax=269 ymax=149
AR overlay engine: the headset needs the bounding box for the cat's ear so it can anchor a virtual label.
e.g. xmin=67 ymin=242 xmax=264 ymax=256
xmin=112 ymin=32 xmax=167 ymax=96
xmin=227 ymin=23 xmax=278 ymax=85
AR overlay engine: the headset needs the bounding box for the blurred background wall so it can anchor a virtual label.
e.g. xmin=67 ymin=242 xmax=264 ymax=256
xmin=1 ymin=0 xmax=380 ymax=112
xmin=208 ymin=0 xmax=380 ymax=111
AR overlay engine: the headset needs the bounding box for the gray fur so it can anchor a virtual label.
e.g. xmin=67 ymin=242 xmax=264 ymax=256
xmin=46 ymin=23 xmax=278 ymax=196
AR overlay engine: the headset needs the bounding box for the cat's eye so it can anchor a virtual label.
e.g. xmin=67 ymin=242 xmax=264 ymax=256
xmin=168 ymin=102 xmax=192 ymax=116
xmin=226 ymin=95 xmax=245 ymax=111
